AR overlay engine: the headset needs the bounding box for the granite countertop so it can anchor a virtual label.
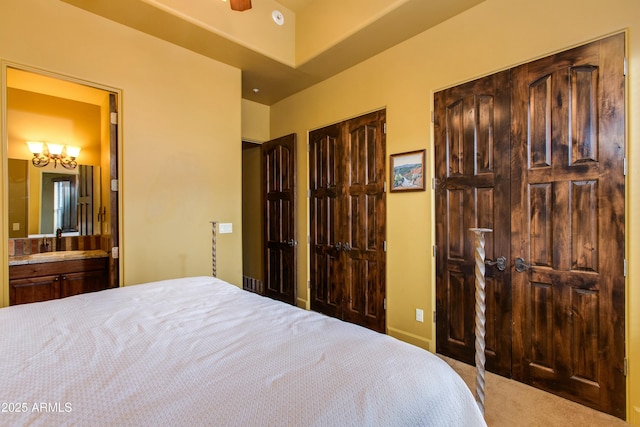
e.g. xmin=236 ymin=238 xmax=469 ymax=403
xmin=9 ymin=250 xmax=109 ymax=266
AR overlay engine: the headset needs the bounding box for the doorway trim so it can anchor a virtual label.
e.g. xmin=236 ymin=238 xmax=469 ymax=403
xmin=1 ymin=60 xmax=124 ymax=307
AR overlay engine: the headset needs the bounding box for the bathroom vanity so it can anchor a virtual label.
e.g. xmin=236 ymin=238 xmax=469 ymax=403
xmin=9 ymin=250 xmax=109 ymax=305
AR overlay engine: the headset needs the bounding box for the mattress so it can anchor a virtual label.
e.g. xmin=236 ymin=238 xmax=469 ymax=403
xmin=0 ymin=276 xmax=486 ymax=426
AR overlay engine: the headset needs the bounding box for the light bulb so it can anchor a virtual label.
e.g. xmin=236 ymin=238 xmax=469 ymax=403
xmin=26 ymin=141 xmax=44 ymax=154
xmin=66 ymin=146 xmax=81 ymax=158
xmin=47 ymin=143 xmax=63 ymax=155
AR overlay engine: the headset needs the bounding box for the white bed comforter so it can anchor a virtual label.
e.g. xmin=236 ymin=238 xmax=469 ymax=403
xmin=0 ymin=276 xmax=485 ymax=426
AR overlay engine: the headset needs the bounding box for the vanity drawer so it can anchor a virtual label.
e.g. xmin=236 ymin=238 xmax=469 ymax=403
xmin=9 ymin=257 xmax=107 ymax=279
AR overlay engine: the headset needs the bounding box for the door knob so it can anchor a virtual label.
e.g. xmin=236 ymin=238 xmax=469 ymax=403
xmin=287 ymin=239 xmax=298 ymax=247
xmin=485 ymin=256 xmax=507 ymax=271
xmin=343 ymin=242 xmax=351 ymax=252
xmin=514 ymin=257 xmax=531 ymax=272
xmin=335 ymin=242 xmax=342 ymax=251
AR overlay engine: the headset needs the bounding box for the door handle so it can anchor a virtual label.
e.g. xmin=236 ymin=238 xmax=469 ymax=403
xmin=485 ymin=256 xmax=507 ymax=271
xmin=335 ymin=242 xmax=342 ymax=251
xmin=343 ymin=242 xmax=351 ymax=252
xmin=287 ymin=239 xmax=298 ymax=247
xmin=514 ymin=257 xmax=531 ymax=272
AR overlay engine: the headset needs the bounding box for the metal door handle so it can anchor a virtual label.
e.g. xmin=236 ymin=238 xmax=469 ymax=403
xmin=343 ymin=242 xmax=351 ymax=252
xmin=485 ymin=256 xmax=507 ymax=271
xmin=514 ymin=257 xmax=531 ymax=272
xmin=335 ymin=242 xmax=342 ymax=251
xmin=287 ymin=239 xmax=298 ymax=247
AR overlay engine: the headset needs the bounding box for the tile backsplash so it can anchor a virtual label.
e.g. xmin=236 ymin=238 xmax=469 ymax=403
xmin=8 ymin=235 xmax=105 ymax=257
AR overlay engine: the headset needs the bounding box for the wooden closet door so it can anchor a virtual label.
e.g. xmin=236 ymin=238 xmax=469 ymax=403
xmin=309 ymin=110 xmax=386 ymax=333
xmin=510 ymin=33 xmax=626 ymax=418
xmin=309 ymin=123 xmax=344 ymax=319
xmin=434 ymin=71 xmax=512 ymax=376
xmin=341 ymin=111 xmax=386 ymax=333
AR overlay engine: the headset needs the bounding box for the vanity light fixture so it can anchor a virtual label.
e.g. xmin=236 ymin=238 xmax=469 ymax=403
xmin=26 ymin=141 xmax=81 ymax=169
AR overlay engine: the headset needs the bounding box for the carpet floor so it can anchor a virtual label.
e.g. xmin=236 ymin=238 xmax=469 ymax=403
xmin=439 ymin=355 xmax=629 ymax=426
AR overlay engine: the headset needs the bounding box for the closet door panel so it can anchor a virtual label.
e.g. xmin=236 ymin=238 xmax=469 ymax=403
xmin=434 ymin=70 xmax=512 ymax=376
xmin=310 ymin=125 xmax=344 ymax=318
xmin=342 ymin=111 xmax=386 ymax=332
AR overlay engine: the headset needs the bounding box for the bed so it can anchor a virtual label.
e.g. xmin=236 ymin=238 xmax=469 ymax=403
xmin=0 ymin=276 xmax=486 ymax=426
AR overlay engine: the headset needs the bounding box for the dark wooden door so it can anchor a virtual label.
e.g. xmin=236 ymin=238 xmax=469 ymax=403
xmin=77 ymin=165 xmax=94 ymax=236
xmin=262 ymin=133 xmax=297 ymax=305
xmin=341 ymin=112 xmax=387 ymax=332
xmin=434 ymin=70 xmax=513 ymax=377
xmin=510 ymin=33 xmax=626 ymax=418
xmin=309 ymin=123 xmax=343 ymax=319
xmin=309 ymin=110 xmax=386 ymax=333
xmin=435 ymin=33 xmax=626 ymax=418
xmin=108 ymin=93 xmax=119 ymax=289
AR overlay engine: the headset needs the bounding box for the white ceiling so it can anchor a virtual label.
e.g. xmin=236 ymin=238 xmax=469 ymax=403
xmin=60 ymin=0 xmax=485 ymax=105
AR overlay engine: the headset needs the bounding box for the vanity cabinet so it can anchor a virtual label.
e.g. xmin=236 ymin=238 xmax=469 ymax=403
xmin=9 ymin=257 xmax=108 ymax=305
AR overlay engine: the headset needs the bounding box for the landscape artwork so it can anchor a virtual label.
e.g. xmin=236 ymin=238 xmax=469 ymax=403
xmin=390 ymin=149 xmax=426 ymax=192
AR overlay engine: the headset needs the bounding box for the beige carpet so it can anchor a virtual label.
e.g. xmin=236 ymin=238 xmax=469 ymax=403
xmin=439 ymin=355 xmax=628 ymax=426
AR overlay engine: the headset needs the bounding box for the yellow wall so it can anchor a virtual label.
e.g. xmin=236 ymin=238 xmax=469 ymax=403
xmin=0 ymin=0 xmax=243 ymax=302
xmin=270 ymin=0 xmax=640 ymax=422
xmin=241 ymin=99 xmax=270 ymax=143
xmin=7 ymin=87 xmax=102 ymax=166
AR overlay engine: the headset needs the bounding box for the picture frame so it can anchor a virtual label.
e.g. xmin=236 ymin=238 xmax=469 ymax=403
xmin=390 ymin=149 xmax=426 ymax=192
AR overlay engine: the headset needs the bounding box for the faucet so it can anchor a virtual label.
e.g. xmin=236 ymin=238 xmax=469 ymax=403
xmin=56 ymin=228 xmax=62 ymax=251
xmin=40 ymin=237 xmax=51 ymax=252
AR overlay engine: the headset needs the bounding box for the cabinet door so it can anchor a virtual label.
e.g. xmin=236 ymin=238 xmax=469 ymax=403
xmin=60 ymin=270 xmax=108 ymax=298
xmin=9 ymin=275 xmax=60 ymax=305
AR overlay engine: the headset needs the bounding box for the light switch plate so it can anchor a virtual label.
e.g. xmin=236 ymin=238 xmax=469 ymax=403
xmin=219 ymin=223 xmax=233 ymax=234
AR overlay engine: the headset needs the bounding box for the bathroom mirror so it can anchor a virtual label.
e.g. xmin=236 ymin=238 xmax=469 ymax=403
xmin=7 ymin=159 xmax=101 ymax=238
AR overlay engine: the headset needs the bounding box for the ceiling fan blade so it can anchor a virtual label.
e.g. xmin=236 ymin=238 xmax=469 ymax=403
xmin=229 ymin=0 xmax=251 ymax=11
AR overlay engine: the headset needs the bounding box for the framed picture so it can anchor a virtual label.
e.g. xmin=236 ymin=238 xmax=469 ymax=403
xmin=390 ymin=149 xmax=426 ymax=192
